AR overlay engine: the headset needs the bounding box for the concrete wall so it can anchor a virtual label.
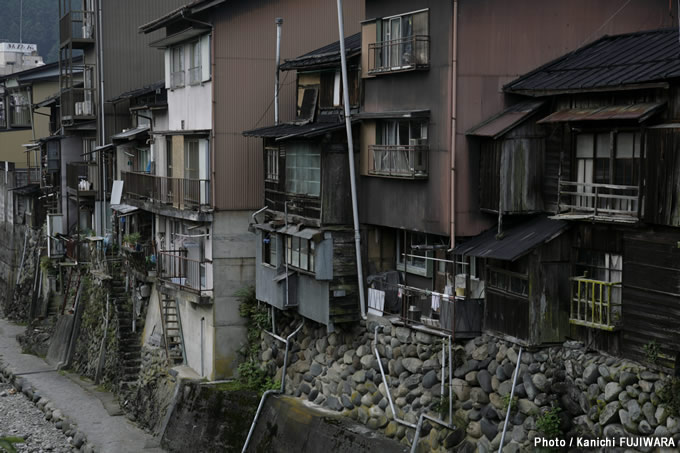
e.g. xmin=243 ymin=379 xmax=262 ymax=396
xmin=211 ymin=210 xmax=255 ymax=379
xmin=178 ymin=297 xmax=214 ymax=378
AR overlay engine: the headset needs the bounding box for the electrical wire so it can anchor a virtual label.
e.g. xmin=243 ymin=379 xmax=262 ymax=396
xmin=580 ymin=0 xmax=634 ymax=46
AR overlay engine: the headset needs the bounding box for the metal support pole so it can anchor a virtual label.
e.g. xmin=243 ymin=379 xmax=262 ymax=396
xmin=499 ymin=347 xmax=523 ymax=452
xmin=274 ymin=18 xmax=283 ymax=125
xmin=336 ymin=0 xmax=366 ymax=319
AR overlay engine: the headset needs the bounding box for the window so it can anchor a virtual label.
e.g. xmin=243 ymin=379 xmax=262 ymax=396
xmin=371 ymin=120 xmax=428 ymax=177
xmin=171 ymin=46 xmax=184 ymax=88
xmin=0 ymin=86 xmax=6 ymax=128
xmin=263 ymin=232 xmax=277 ymax=267
xmin=9 ymin=88 xmax=31 ymax=127
xmin=370 ymin=10 xmax=429 ymax=73
xmin=574 ymin=250 xmax=622 ymax=297
xmin=83 ymin=138 xmax=96 ymax=162
xmin=189 ymin=41 xmax=201 ymax=85
xmin=286 ymin=236 xmax=315 ymax=272
xmin=396 ymin=231 xmax=446 ymax=277
xmin=319 ymin=70 xmax=360 ymax=109
xmin=265 ymin=146 xmax=279 ymax=182
xmin=285 ymin=143 xmax=320 ymax=196
xmin=184 ymin=139 xmax=199 ymax=180
xmin=136 ymin=148 xmax=150 ymax=173
xmin=573 ymin=132 xmax=641 ymax=213
xmin=571 ymin=250 xmax=622 ymax=328
xmin=166 ymin=137 xmax=173 ymax=177
xmin=487 ymin=266 xmax=529 ymax=298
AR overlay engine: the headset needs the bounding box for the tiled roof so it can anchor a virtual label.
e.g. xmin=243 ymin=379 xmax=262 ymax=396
xmin=280 ymin=33 xmax=361 ymax=71
xmin=505 ymin=28 xmax=680 ymax=95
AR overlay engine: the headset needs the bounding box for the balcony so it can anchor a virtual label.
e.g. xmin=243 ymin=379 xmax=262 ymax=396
xmin=158 ymin=250 xmax=211 ymax=295
xmin=60 ymin=10 xmax=95 ymax=48
xmin=122 ymin=171 xmax=211 ymax=210
xmin=569 ymin=276 xmax=621 ymax=331
xmin=557 ymin=181 xmax=640 ymax=222
xmin=368 ymin=35 xmax=430 ymax=74
xmin=61 ymin=87 xmax=96 ymax=124
xmin=369 ymin=144 xmax=428 ymax=179
xmin=66 ymin=161 xmax=98 ymax=197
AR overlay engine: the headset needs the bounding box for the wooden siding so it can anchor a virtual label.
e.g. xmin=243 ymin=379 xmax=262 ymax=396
xmin=645 ymin=126 xmax=680 ymax=227
xmin=213 ymin=0 xmax=364 ymax=211
xmin=479 ymin=140 xmax=500 ymax=212
xmin=321 ymin=143 xmax=353 ymax=225
xmin=623 ymin=228 xmax=680 ymax=371
xmin=544 ymin=123 xmax=571 ymax=213
xmin=329 ymin=230 xmax=360 ymax=325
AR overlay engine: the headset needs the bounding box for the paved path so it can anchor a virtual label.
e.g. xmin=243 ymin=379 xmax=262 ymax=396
xmin=0 ymin=317 xmax=165 ymax=453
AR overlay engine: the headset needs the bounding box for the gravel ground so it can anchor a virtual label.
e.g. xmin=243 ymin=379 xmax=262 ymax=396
xmin=0 ymin=383 xmax=76 ymax=453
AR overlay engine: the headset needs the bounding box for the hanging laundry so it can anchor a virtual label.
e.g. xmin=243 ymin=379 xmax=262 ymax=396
xmin=368 ymin=288 xmax=385 ymax=316
xmin=431 ymin=293 xmax=441 ymax=312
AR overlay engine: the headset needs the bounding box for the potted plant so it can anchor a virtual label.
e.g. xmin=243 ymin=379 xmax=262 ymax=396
xmin=123 ymin=232 xmax=142 ymax=250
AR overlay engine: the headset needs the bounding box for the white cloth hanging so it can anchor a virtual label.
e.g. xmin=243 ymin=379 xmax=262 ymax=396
xmin=368 ymin=288 xmax=385 ymax=316
xmin=431 ymin=293 xmax=441 ymax=312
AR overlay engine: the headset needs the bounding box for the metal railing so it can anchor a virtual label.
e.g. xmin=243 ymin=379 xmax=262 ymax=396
xmin=369 ymin=144 xmax=428 ymax=178
xmin=122 ymin=171 xmax=211 ymax=209
xmin=66 ymin=161 xmax=98 ymax=193
xmin=569 ymin=276 xmax=621 ymax=331
xmin=171 ymin=71 xmax=185 ymax=89
xmin=558 ymin=180 xmax=640 ymax=219
xmin=60 ymin=10 xmax=95 ymax=44
xmin=368 ymin=35 xmax=430 ymax=73
xmin=188 ymin=66 xmax=201 ymax=85
xmin=9 ymin=104 xmax=31 ymax=127
xmin=158 ymin=250 xmax=211 ymax=293
xmin=61 ymin=87 xmax=96 ymax=122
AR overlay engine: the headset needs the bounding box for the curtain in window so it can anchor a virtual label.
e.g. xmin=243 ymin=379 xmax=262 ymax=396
xmin=285 ymin=143 xmax=320 ymax=196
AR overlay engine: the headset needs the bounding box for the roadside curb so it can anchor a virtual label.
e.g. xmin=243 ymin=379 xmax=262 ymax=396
xmin=0 ymin=361 xmax=97 ymax=452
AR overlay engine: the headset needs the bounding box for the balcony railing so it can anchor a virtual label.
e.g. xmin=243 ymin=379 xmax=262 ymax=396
xmin=569 ymin=276 xmax=622 ymax=331
xmin=558 ymin=181 xmax=640 ymax=221
xmin=171 ymin=71 xmax=185 ymax=89
xmin=158 ymin=250 xmax=210 ymax=293
xmin=9 ymin=104 xmax=31 ymax=128
xmin=61 ymin=87 xmax=96 ymax=123
xmin=122 ymin=171 xmax=211 ymax=209
xmin=369 ymin=144 xmax=428 ymax=178
xmin=60 ymin=10 xmax=95 ymax=46
xmin=368 ymin=35 xmax=430 ymax=74
xmin=66 ymin=161 xmax=98 ymax=194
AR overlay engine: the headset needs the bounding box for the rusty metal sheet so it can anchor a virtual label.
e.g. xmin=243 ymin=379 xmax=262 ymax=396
xmin=467 ymin=100 xmax=545 ymax=139
xmin=537 ymin=102 xmax=665 ymax=124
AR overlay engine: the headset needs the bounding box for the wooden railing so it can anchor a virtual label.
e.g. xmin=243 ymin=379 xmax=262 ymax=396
xmin=368 ymin=35 xmax=430 ymax=73
xmin=158 ymin=250 xmax=210 ymax=293
xmin=558 ymin=181 xmax=640 ymax=220
xmin=122 ymin=171 xmax=211 ymax=209
xmin=369 ymin=144 xmax=428 ymax=178
xmin=569 ymin=276 xmax=621 ymax=331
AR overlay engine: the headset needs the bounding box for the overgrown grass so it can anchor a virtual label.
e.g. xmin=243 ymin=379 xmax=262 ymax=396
xmin=236 ymin=287 xmax=279 ymax=394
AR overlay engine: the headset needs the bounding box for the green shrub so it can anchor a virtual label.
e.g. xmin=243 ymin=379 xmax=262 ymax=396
xmin=536 ymin=406 xmax=562 ymax=439
xmin=0 ymin=436 xmax=23 ymax=453
xmin=643 ymin=340 xmax=660 ymax=364
xmin=659 ymin=378 xmax=680 ymax=416
xmin=501 ymin=394 xmax=518 ymax=414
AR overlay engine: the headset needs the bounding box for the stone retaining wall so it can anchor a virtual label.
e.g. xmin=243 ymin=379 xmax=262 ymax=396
xmin=257 ymin=314 xmax=679 ymax=452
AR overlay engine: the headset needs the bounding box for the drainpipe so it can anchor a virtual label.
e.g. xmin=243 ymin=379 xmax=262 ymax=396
xmin=449 ymin=0 xmax=459 ymax=246
xmin=242 ymin=322 xmax=304 ymax=453
xmin=284 ymin=201 xmax=289 ymax=309
xmin=96 ymin=0 xmax=106 ymax=236
xmin=274 ymin=18 xmax=283 ymax=125
xmin=336 ymin=0 xmax=366 ymax=320
xmin=499 ymin=347 xmax=523 ymax=452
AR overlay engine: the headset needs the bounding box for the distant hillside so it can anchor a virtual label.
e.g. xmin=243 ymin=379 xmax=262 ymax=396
xmin=1 ymin=0 xmax=59 ymax=63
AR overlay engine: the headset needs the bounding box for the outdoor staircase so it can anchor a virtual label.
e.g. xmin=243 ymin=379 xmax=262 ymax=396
xmin=110 ymin=274 xmax=143 ymax=391
xmin=160 ymin=296 xmax=185 ymax=366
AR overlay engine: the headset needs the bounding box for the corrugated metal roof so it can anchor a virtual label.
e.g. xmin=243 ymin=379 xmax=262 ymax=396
xmin=537 ymin=102 xmax=665 ymax=123
xmin=109 ymin=81 xmax=164 ymax=103
xmin=451 ymin=216 xmax=569 ymax=262
xmin=505 ymin=28 xmax=680 ymax=95
xmin=279 ymin=33 xmax=362 ymax=71
xmin=243 ymin=120 xmax=346 ymax=141
xmin=111 ymin=126 xmax=150 ymax=141
xmin=466 ymin=100 xmax=545 ymax=139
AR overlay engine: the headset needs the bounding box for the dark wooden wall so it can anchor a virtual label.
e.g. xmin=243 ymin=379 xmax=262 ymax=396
xmin=623 ymin=227 xmax=680 ymax=371
xmin=645 ymin=127 xmax=680 ymax=227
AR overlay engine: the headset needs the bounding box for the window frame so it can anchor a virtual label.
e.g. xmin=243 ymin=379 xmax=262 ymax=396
xmin=285 ymin=142 xmax=321 ymax=197
xmin=370 ymin=9 xmax=430 ymax=73
xmin=396 ymin=231 xmax=438 ymax=277
xmin=285 ymin=235 xmax=315 ymax=273
xmin=170 ymin=45 xmax=185 ymax=89
xmin=262 ymin=232 xmax=278 ymax=268
xmin=188 ymin=40 xmax=201 ymax=86
xmin=265 ymin=146 xmax=279 ymax=183
xmin=184 ymin=138 xmax=199 ymax=180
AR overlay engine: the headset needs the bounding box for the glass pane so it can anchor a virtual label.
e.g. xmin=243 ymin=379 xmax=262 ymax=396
xmin=292 ymin=237 xmax=300 ymax=268
xmin=576 ymin=134 xmax=594 ymax=158
xmin=270 ymin=234 xmax=277 ymax=266
xmin=300 ymin=239 xmax=308 ymax=270
xmin=390 ymin=18 xmax=401 ymax=68
xmin=616 ymin=132 xmax=634 ymax=159
xmin=596 ymin=133 xmax=610 ymax=158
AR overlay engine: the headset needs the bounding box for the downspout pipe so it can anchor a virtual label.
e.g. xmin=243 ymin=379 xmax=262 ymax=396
xmin=274 ymin=18 xmax=283 ymax=125
xmin=499 ymin=347 xmax=523 ymax=452
xmin=242 ymin=322 xmax=304 ymax=453
xmin=449 ymin=0 xmax=459 ymax=246
xmin=336 ymin=0 xmax=366 ymax=320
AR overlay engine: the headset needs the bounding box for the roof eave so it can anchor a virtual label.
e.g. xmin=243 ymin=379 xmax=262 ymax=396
xmin=505 ymin=81 xmax=670 ymax=97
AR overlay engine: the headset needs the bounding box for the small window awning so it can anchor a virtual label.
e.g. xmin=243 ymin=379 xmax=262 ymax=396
xmin=537 ymin=102 xmax=664 ymax=124
xmin=277 ymin=224 xmax=322 ymax=240
xmin=451 ymin=216 xmax=569 ymax=262
xmin=9 ymin=184 xmax=41 ymax=196
xmin=111 ymin=204 xmax=138 ymax=215
xmin=354 ymin=109 xmax=430 ymax=120
xmin=82 ymin=143 xmax=114 ymax=156
xmin=112 ymin=126 xmax=150 ymax=142
xmin=149 ymin=26 xmax=210 ymax=48
xmin=466 ymin=100 xmax=545 ymax=139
